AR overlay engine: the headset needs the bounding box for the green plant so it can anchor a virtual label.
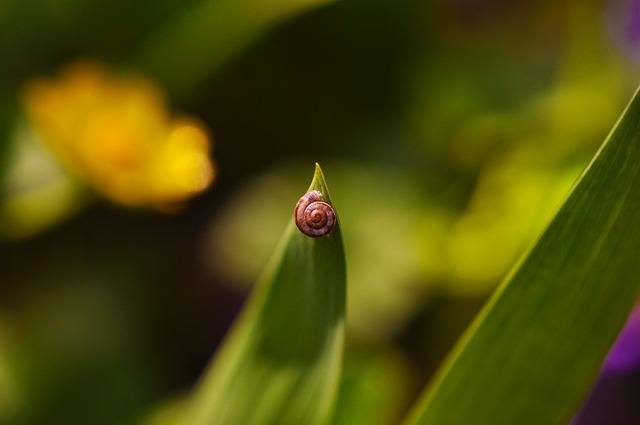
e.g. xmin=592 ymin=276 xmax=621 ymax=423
xmin=181 ymin=86 xmax=640 ymax=424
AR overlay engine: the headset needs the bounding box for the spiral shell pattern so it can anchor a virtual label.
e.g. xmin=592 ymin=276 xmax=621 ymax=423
xmin=294 ymin=190 xmax=336 ymax=237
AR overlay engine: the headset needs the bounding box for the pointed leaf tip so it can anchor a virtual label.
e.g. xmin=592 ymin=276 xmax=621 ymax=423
xmin=309 ymin=163 xmax=333 ymax=204
xmin=183 ymin=162 xmax=346 ymax=425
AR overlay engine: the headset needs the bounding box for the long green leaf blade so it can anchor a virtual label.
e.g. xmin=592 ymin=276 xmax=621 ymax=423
xmin=404 ymin=87 xmax=640 ymax=425
xmin=183 ymin=163 xmax=346 ymax=425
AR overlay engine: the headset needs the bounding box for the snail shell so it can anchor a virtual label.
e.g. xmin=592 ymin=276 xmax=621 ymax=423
xmin=294 ymin=190 xmax=336 ymax=237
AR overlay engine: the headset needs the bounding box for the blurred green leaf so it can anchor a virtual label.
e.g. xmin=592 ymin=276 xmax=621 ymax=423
xmin=331 ymin=346 xmax=414 ymax=425
xmin=403 ymin=86 xmax=640 ymax=425
xmin=182 ymin=163 xmax=346 ymax=425
xmin=0 ymin=120 xmax=86 ymax=239
xmin=133 ymin=0 xmax=338 ymax=99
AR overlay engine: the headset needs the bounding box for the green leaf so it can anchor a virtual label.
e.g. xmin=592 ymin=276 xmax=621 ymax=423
xmin=182 ymin=163 xmax=346 ymax=425
xmin=132 ymin=0 xmax=338 ymax=100
xmin=403 ymin=87 xmax=640 ymax=425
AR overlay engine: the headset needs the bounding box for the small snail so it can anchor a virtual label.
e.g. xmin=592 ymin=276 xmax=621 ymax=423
xmin=294 ymin=190 xmax=336 ymax=237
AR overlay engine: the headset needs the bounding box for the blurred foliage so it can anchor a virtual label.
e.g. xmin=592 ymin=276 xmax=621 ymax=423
xmin=206 ymin=161 xmax=437 ymax=341
xmin=0 ymin=120 xmax=85 ymax=238
xmin=0 ymin=0 xmax=639 ymax=424
xmin=330 ymin=345 xmax=416 ymax=425
xmin=405 ymin=78 xmax=640 ymax=425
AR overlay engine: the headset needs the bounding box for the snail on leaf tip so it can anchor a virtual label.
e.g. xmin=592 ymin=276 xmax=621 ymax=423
xmin=294 ymin=190 xmax=336 ymax=237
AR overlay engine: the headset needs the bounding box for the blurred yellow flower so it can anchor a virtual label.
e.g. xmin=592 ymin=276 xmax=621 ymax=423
xmin=21 ymin=61 xmax=214 ymax=210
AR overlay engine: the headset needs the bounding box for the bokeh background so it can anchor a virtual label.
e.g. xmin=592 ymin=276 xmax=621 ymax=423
xmin=1 ymin=0 xmax=640 ymax=424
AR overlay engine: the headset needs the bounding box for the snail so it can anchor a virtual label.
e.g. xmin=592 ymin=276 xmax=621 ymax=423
xmin=294 ymin=190 xmax=336 ymax=237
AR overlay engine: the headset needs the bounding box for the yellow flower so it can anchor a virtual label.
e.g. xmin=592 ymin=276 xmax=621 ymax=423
xmin=21 ymin=61 xmax=214 ymax=210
